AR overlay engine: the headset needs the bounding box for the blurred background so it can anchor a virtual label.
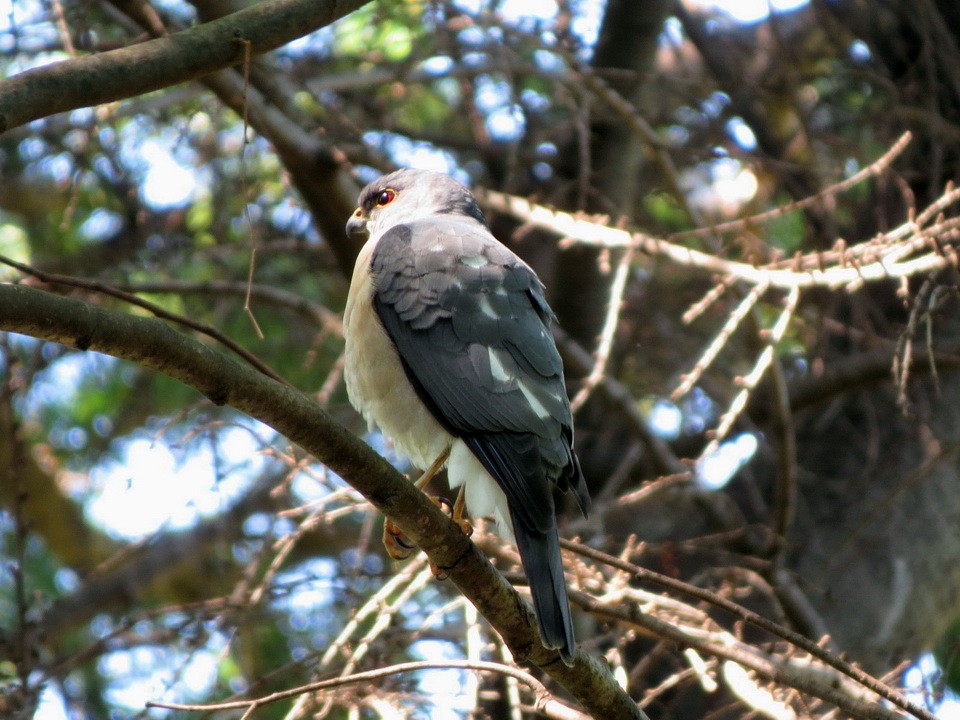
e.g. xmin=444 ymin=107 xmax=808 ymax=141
xmin=3 ymin=0 xmax=960 ymax=718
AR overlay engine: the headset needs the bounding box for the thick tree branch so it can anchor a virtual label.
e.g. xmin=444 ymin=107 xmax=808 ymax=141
xmin=0 ymin=283 xmax=645 ymax=720
xmin=0 ymin=0 xmax=370 ymax=134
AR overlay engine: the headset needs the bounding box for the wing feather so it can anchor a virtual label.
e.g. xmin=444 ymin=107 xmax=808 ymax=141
xmin=370 ymin=219 xmax=587 ymax=533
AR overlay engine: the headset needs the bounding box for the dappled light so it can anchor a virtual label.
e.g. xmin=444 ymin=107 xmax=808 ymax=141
xmin=2 ymin=0 xmax=960 ymax=719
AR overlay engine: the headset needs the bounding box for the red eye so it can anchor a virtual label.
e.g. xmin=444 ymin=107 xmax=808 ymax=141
xmin=376 ymin=189 xmax=396 ymax=206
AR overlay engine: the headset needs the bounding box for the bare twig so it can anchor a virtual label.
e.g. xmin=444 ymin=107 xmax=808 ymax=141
xmin=571 ymin=245 xmax=635 ymax=412
xmin=147 ymin=660 xmax=587 ymax=719
xmin=119 ymin=279 xmax=342 ymax=336
xmin=683 ymin=278 xmax=735 ymax=324
xmin=561 ymin=539 xmax=935 ymax=720
xmin=768 ymin=338 xmax=798 ymax=556
xmin=319 ymin=555 xmax=430 ymax=671
xmin=0 ymin=256 xmax=288 ymax=385
xmin=672 ymin=281 xmax=769 ymax=402
xmin=698 ymin=286 xmax=800 ymax=459
xmin=477 ymin=160 xmax=960 ymax=295
xmin=668 ymin=132 xmax=913 ymax=241
xmin=50 ymin=0 xmax=76 ymax=56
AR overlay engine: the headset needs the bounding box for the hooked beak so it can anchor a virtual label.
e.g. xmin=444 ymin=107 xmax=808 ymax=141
xmin=345 ymin=208 xmax=368 ymax=240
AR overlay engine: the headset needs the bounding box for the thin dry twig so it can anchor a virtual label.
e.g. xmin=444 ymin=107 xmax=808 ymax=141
xmin=768 ymin=338 xmax=798 ymax=555
xmin=50 ymin=0 xmax=76 ymax=56
xmin=668 ymin=132 xmax=913 ymax=241
xmin=617 ymin=472 xmax=691 ymax=507
xmin=0 ymin=255 xmax=288 ymax=385
xmin=336 ymin=563 xmax=436 ymax=678
xmin=147 ymin=660 xmax=584 ymax=718
xmin=120 ymin=279 xmax=343 ymax=336
xmin=561 ymin=539 xmax=935 ymax=720
xmin=319 ymin=555 xmax=431 ymax=671
xmin=698 ymin=286 xmax=800 ymax=459
xmin=893 ymin=274 xmax=958 ymax=412
xmin=244 ymin=246 xmax=265 ymax=341
xmin=683 ymin=277 xmax=736 ymax=324
xmin=480 ymin=194 xmax=960 ymax=288
xmin=571 ymin=245 xmax=635 ymax=412
xmin=477 ymin=147 xmax=960 ymax=297
xmin=234 ymin=35 xmax=265 ymax=342
xmin=280 ymin=555 xmax=433 ymax=720
xmin=671 ymin=281 xmax=770 ymax=401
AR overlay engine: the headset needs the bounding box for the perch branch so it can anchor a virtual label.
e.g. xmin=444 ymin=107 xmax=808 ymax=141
xmin=0 ymin=283 xmax=645 ymax=720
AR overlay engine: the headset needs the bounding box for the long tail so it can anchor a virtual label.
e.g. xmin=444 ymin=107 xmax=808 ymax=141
xmin=510 ymin=507 xmax=576 ymax=665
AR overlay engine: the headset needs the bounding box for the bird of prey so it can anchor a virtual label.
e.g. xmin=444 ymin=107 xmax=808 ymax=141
xmin=343 ymin=168 xmax=590 ymax=664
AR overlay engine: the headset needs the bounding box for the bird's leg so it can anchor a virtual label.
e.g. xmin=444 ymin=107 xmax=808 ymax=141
xmin=451 ymin=486 xmax=473 ymax=538
xmin=415 ymin=449 xmax=450 ymax=492
xmin=426 ymin=486 xmax=476 ymax=581
xmin=383 ymin=448 xmax=450 ymax=561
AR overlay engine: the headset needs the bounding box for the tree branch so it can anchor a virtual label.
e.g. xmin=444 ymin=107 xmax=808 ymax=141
xmin=97 ymin=0 xmax=366 ymax=278
xmin=0 ymin=0 xmax=370 ymax=134
xmin=0 ymin=283 xmax=645 ymax=720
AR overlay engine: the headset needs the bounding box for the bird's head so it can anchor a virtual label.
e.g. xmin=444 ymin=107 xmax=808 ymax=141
xmin=346 ymin=168 xmax=487 ymax=242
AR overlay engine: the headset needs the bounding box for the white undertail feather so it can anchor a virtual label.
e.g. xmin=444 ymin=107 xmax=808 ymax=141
xmin=448 ymin=440 xmax=515 ymax=541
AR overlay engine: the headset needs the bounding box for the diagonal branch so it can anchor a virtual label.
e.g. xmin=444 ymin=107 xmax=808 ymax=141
xmin=0 ymin=283 xmax=645 ymax=720
xmin=570 ymin=245 xmax=635 ymax=412
xmin=476 ymin=169 xmax=960 ymax=293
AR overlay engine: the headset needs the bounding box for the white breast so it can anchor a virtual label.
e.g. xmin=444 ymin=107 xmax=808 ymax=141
xmin=344 ymin=238 xmax=451 ymax=470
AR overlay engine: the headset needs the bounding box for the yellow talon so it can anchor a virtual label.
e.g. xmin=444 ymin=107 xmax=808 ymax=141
xmin=380 ymin=449 xmax=452 ymax=561
xmin=383 ymin=518 xmax=416 ymax=560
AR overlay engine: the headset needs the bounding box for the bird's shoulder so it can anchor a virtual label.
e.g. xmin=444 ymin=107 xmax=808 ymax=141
xmin=370 ymin=217 xmax=552 ymax=325
xmin=371 ymin=218 xmax=528 ymax=282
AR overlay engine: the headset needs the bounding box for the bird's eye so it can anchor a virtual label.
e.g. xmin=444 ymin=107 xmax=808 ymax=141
xmin=376 ymin=189 xmax=396 ymax=206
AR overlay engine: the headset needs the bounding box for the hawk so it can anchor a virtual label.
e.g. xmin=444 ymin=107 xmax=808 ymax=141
xmin=343 ymin=168 xmax=590 ymax=664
